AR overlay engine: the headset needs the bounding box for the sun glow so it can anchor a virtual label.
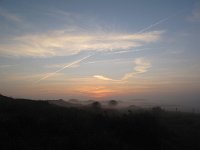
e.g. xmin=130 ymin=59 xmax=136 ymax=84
xmin=78 ymin=86 xmax=116 ymax=98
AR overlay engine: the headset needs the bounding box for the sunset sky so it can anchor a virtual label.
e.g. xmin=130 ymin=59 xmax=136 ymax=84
xmin=0 ymin=0 xmax=200 ymax=107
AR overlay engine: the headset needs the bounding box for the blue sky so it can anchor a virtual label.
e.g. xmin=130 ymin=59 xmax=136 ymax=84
xmin=0 ymin=0 xmax=200 ymax=107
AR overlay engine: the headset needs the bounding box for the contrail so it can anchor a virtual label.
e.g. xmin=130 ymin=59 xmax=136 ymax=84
xmin=35 ymin=55 xmax=92 ymax=83
xmin=137 ymin=17 xmax=169 ymax=34
xmin=137 ymin=9 xmax=187 ymax=34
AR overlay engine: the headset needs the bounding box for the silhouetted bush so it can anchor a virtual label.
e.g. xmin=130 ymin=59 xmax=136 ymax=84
xmin=108 ymin=100 xmax=118 ymax=107
xmin=91 ymin=101 xmax=101 ymax=109
xmin=152 ymin=106 xmax=163 ymax=112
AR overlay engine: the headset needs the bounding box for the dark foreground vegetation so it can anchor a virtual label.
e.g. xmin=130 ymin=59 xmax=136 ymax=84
xmin=0 ymin=94 xmax=200 ymax=150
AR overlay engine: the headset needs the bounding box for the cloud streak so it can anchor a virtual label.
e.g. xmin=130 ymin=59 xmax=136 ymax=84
xmin=0 ymin=8 xmax=22 ymax=23
xmin=94 ymin=58 xmax=151 ymax=82
xmin=122 ymin=58 xmax=151 ymax=80
xmin=0 ymin=64 xmax=15 ymax=68
xmin=93 ymin=75 xmax=120 ymax=82
xmin=187 ymin=4 xmax=200 ymax=22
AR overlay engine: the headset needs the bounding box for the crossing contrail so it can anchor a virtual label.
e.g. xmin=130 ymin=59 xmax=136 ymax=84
xmin=35 ymin=55 xmax=92 ymax=83
xmin=137 ymin=17 xmax=170 ymax=34
xmin=137 ymin=9 xmax=187 ymax=34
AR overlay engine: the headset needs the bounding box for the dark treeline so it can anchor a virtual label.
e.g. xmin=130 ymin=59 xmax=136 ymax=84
xmin=0 ymin=94 xmax=200 ymax=150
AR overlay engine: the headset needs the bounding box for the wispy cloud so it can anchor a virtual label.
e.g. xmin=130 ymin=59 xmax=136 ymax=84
xmin=0 ymin=30 xmax=164 ymax=57
xmin=93 ymin=75 xmax=120 ymax=82
xmin=0 ymin=8 xmax=165 ymax=57
xmin=0 ymin=64 xmax=15 ymax=68
xmin=94 ymin=57 xmax=151 ymax=82
xmin=0 ymin=8 xmax=22 ymax=23
xmin=187 ymin=4 xmax=200 ymax=22
xmin=122 ymin=58 xmax=151 ymax=80
xmin=134 ymin=58 xmax=151 ymax=73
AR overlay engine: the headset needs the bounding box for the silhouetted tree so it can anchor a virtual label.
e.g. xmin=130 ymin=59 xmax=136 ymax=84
xmin=108 ymin=100 xmax=118 ymax=107
xmin=176 ymin=107 xmax=178 ymax=112
xmin=152 ymin=106 xmax=163 ymax=112
xmin=91 ymin=101 xmax=101 ymax=109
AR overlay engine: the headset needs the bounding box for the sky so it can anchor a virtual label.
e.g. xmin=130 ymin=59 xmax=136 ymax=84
xmin=0 ymin=0 xmax=200 ymax=107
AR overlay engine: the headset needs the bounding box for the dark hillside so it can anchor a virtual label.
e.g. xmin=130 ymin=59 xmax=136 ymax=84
xmin=0 ymin=94 xmax=200 ymax=150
